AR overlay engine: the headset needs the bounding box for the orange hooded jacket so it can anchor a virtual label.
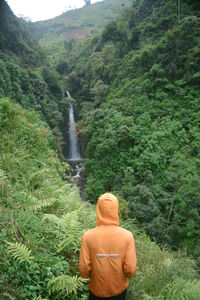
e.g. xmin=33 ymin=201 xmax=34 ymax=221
xmin=79 ymin=193 xmax=137 ymax=298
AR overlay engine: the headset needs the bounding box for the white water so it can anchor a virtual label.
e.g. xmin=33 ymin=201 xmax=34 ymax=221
xmin=67 ymin=92 xmax=82 ymax=161
xmin=66 ymin=91 xmax=71 ymax=98
xmin=73 ymin=162 xmax=84 ymax=179
xmin=66 ymin=92 xmax=85 ymax=198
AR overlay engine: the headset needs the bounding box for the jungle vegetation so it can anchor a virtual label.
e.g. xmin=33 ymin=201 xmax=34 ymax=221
xmin=0 ymin=0 xmax=65 ymax=149
xmin=1 ymin=0 xmax=200 ymax=299
xmin=28 ymin=0 xmax=133 ymax=62
xmin=1 ymin=97 xmax=200 ymax=299
xmin=61 ymin=0 xmax=200 ymax=263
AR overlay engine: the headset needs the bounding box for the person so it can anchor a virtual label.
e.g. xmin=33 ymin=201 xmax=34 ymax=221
xmin=79 ymin=193 xmax=137 ymax=300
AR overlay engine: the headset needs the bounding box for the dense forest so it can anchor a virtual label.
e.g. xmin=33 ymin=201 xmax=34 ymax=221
xmin=28 ymin=0 xmax=132 ymax=60
xmin=1 ymin=0 xmax=200 ymax=299
xmin=63 ymin=0 xmax=200 ymax=261
xmin=0 ymin=0 xmax=65 ymax=149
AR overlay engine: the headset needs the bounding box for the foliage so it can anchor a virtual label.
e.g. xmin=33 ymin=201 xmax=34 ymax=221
xmin=1 ymin=0 xmax=200 ymax=298
xmin=0 ymin=98 xmax=72 ymax=298
xmin=0 ymin=0 xmax=44 ymax=67
xmin=7 ymin=242 xmax=34 ymax=264
xmin=28 ymin=0 xmax=133 ymax=62
xmin=48 ymin=275 xmax=87 ymax=297
xmin=158 ymin=279 xmax=200 ymax=300
xmin=0 ymin=59 xmax=63 ymax=131
xmin=0 ymin=0 xmax=67 ymax=153
xmin=61 ymin=0 xmax=200 ymax=262
xmin=1 ymin=99 xmax=199 ymax=299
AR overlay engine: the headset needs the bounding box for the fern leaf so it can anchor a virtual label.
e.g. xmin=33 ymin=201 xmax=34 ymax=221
xmin=29 ymin=198 xmax=57 ymax=211
xmin=43 ymin=214 xmax=67 ymax=231
xmin=52 ymin=183 xmax=71 ymax=195
xmin=48 ymin=274 xmax=87 ymax=295
xmin=160 ymin=279 xmax=200 ymax=300
xmin=180 ymin=279 xmax=200 ymax=300
xmin=7 ymin=242 xmax=34 ymax=264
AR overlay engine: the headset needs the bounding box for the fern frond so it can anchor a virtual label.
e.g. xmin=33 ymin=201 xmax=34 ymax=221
xmin=48 ymin=274 xmax=87 ymax=295
xmin=52 ymin=183 xmax=71 ymax=196
xmin=77 ymin=204 xmax=96 ymax=228
xmin=62 ymin=210 xmax=79 ymax=225
xmin=59 ymin=190 xmax=81 ymax=211
xmin=57 ymin=235 xmax=81 ymax=254
xmin=29 ymin=198 xmax=57 ymax=211
xmin=43 ymin=214 xmax=67 ymax=231
xmin=56 ymin=211 xmax=83 ymax=253
xmin=182 ymin=279 xmax=200 ymax=300
xmin=7 ymin=242 xmax=34 ymax=264
xmin=56 ymin=198 xmax=73 ymax=212
xmin=160 ymin=279 xmax=200 ymax=300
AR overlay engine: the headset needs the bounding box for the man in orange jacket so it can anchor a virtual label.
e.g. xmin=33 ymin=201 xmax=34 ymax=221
xmin=79 ymin=193 xmax=137 ymax=299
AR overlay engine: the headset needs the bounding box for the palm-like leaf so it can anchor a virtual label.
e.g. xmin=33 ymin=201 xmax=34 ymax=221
xmin=7 ymin=242 xmax=34 ymax=264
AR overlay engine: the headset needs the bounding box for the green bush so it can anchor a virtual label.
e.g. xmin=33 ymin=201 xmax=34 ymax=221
xmin=1 ymin=99 xmax=199 ymax=299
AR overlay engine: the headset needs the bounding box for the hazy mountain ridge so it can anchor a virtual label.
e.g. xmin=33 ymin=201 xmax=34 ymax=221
xmin=28 ymin=0 xmax=132 ymax=48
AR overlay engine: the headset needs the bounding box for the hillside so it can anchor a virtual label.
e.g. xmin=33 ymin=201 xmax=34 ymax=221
xmin=0 ymin=0 xmax=44 ymax=67
xmin=0 ymin=0 xmax=66 ymax=147
xmin=1 ymin=0 xmax=200 ymax=298
xmin=1 ymin=98 xmax=200 ymax=299
xmin=61 ymin=0 xmax=200 ymax=262
xmin=28 ymin=0 xmax=132 ymax=56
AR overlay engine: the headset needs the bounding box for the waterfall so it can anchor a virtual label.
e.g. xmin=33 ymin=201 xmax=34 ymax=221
xmin=65 ymin=91 xmax=85 ymax=199
xmin=67 ymin=92 xmax=82 ymax=161
xmin=66 ymin=91 xmax=71 ymax=98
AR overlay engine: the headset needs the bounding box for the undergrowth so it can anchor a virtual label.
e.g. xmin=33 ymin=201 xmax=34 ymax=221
xmin=0 ymin=98 xmax=200 ymax=299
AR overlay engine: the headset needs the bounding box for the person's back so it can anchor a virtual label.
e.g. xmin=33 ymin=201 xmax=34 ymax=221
xmin=79 ymin=193 xmax=137 ymax=299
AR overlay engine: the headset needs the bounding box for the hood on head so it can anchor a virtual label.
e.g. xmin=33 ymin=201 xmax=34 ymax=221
xmin=97 ymin=193 xmax=119 ymax=226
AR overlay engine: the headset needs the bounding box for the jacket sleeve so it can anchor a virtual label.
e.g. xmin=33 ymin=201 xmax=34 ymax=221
xmin=123 ymin=235 xmax=137 ymax=278
xmin=79 ymin=233 xmax=92 ymax=278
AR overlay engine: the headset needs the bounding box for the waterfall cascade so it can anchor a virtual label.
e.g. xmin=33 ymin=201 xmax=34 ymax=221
xmin=67 ymin=92 xmax=82 ymax=161
xmin=66 ymin=91 xmax=71 ymax=98
xmin=66 ymin=91 xmax=85 ymax=198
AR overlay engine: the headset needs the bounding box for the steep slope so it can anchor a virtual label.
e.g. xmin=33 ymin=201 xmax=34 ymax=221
xmin=0 ymin=0 xmax=64 ymax=145
xmin=0 ymin=98 xmax=200 ymax=299
xmin=62 ymin=0 xmax=200 ymax=260
xmin=0 ymin=0 xmax=44 ymax=67
xmin=1 ymin=0 xmax=200 ymax=298
xmin=28 ymin=0 xmax=132 ymax=55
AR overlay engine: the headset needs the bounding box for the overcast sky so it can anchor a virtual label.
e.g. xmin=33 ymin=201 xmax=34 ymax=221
xmin=6 ymin=0 xmax=103 ymax=22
